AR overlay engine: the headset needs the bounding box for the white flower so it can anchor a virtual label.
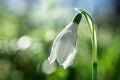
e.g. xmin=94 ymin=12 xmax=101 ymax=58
xmin=48 ymin=13 xmax=82 ymax=69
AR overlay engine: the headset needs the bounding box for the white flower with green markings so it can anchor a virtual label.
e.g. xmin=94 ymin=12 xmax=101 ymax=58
xmin=48 ymin=13 xmax=82 ymax=69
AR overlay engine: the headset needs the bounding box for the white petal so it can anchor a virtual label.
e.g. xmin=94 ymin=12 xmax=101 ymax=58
xmin=57 ymin=33 xmax=78 ymax=65
xmin=56 ymin=23 xmax=78 ymax=64
xmin=48 ymin=22 xmax=78 ymax=64
xmin=48 ymin=26 xmax=67 ymax=64
xmin=62 ymin=47 xmax=77 ymax=69
xmin=67 ymin=22 xmax=78 ymax=33
xmin=48 ymin=42 xmax=59 ymax=64
xmin=62 ymin=38 xmax=79 ymax=69
xmin=56 ymin=30 xmax=74 ymax=64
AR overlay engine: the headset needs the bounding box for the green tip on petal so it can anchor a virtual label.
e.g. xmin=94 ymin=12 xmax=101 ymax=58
xmin=72 ymin=13 xmax=82 ymax=24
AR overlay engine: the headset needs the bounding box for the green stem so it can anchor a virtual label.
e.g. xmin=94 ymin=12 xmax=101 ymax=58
xmin=93 ymin=62 xmax=97 ymax=80
xmin=75 ymin=8 xmax=97 ymax=80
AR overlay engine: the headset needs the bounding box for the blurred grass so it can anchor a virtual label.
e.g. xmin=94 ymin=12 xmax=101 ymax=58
xmin=0 ymin=0 xmax=120 ymax=80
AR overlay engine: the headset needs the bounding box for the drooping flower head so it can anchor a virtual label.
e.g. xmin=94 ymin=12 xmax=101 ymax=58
xmin=48 ymin=13 xmax=82 ymax=69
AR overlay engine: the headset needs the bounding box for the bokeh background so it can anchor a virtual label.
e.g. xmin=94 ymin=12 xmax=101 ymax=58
xmin=0 ymin=0 xmax=120 ymax=80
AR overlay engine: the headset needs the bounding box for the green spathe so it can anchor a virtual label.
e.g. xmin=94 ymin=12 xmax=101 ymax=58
xmin=72 ymin=13 xmax=82 ymax=24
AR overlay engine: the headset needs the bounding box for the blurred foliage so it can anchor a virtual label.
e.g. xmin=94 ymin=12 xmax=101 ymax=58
xmin=0 ymin=0 xmax=120 ymax=80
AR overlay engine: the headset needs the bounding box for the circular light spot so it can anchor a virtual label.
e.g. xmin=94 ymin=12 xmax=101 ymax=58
xmin=42 ymin=60 xmax=56 ymax=74
xmin=17 ymin=36 xmax=31 ymax=49
xmin=44 ymin=30 xmax=55 ymax=41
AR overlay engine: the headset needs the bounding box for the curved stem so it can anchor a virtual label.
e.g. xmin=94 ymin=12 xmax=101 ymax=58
xmin=75 ymin=8 xmax=97 ymax=80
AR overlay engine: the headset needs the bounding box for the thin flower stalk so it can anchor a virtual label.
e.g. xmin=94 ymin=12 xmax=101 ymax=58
xmin=75 ymin=8 xmax=97 ymax=80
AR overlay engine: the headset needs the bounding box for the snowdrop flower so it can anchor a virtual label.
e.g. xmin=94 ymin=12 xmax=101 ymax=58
xmin=48 ymin=13 xmax=82 ymax=69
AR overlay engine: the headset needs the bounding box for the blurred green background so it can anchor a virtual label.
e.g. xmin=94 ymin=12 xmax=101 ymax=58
xmin=0 ymin=0 xmax=120 ymax=80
